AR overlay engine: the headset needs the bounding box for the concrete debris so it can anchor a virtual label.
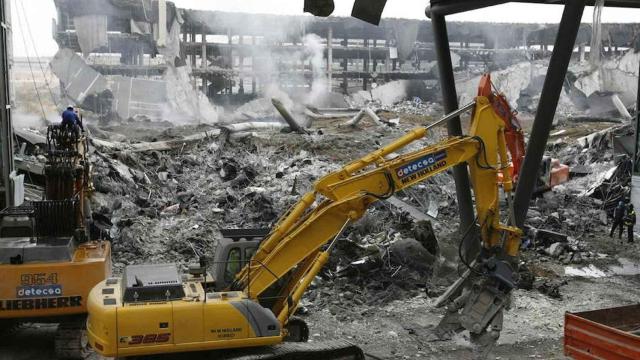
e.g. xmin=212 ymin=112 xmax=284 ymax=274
xmin=222 ymin=122 xmax=287 ymax=133
xmin=13 ymin=127 xmax=46 ymax=146
xmin=534 ymin=229 xmax=568 ymax=248
xmin=574 ymin=50 xmax=640 ymax=107
xmin=272 ymin=98 xmax=309 ymax=134
xmin=350 ymin=80 xmax=415 ymax=107
xmin=386 ymin=196 xmax=438 ymax=223
xmin=91 ymin=129 xmax=221 ymax=153
xmin=546 ymin=242 xmax=567 ymax=258
xmin=304 ymin=107 xmax=360 ymax=120
xmin=611 ymin=94 xmax=633 ymax=119
xmin=344 ymin=107 xmax=385 ymax=127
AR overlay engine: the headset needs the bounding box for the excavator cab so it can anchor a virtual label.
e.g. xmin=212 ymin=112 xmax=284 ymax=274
xmin=209 ymin=228 xmax=269 ymax=291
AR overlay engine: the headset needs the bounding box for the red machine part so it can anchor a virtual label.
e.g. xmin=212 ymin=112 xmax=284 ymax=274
xmin=477 ymin=74 xmax=526 ymax=182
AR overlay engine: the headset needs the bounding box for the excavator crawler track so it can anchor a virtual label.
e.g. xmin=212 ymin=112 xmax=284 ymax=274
xmin=0 ymin=320 xmax=21 ymax=342
xmin=54 ymin=318 xmax=91 ymax=360
xmin=205 ymin=340 xmax=364 ymax=360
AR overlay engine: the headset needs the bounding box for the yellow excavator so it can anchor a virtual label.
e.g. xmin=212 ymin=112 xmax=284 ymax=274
xmin=0 ymin=124 xmax=111 ymax=359
xmin=86 ymin=77 xmax=524 ymax=358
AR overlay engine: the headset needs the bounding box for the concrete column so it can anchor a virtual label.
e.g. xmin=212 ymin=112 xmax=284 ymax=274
xmin=385 ymin=39 xmax=390 ymax=72
xmin=372 ymin=39 xmax=378 ymax=72
xmin=579 ymin=44 xmax=586 ymax=62
xmin=239 ymin=35 xmax=244 ymax=94
xmin=190 ymin=31 xmax=196 ymax=89
xmin=138 ymin=45 xmax=144 ymax=66
xmin=252 ymin=36 xmax=257 ymax=94
xmin=201 ymin=26 xmax=207 ymax=69
xmin=341 ymin=38 xmax=348 ymax=94
xmin=190 ymin=30 xmax=196 ymax=68
xmin=363 ymin=38 xmax=369 ymax=90
xmin=327 ymin=26 xmax=333 ymax=93
xmin=181 ymin=27 xmax=187 ymax=62
xmin=227 ymin=28 xmax=232 ymax=94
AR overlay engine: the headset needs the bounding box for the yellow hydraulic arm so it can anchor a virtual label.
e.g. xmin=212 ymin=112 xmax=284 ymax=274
xmin=232 ymin=95 xmax=523 ymax=326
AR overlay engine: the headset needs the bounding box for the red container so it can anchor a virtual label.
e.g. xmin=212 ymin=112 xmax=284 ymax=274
xmin=565 ymin=304 xmax=640 ymax=359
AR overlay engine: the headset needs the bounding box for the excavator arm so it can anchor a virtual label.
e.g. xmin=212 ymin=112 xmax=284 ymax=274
xmin=232 ymin=93 xmax=524 ymax=346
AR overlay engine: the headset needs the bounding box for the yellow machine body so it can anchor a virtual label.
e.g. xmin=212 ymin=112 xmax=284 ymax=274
xmin=0 ymin=241 xmax=111 ymax=319
xmin=87 ymin=277 xmax=282 ymax=357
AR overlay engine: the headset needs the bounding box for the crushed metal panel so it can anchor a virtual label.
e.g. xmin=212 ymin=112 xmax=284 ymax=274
xmin=50 ymin=48 xmax=109 ymax=104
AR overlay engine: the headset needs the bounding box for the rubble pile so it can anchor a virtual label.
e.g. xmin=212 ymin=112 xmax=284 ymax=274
xmin=85 ymin=120 xmax=455 ymax=288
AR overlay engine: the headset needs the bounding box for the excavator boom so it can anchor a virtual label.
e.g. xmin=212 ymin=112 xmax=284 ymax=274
xmin=233 ymin=95 xmax=522 ymax=333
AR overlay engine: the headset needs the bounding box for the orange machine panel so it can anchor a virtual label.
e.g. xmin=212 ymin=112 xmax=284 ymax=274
xmin=0 ymin=241 xmax=111 ymax=319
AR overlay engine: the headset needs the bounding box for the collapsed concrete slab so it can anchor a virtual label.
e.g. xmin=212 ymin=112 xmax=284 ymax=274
xmin=573 ymin=50 xmax=640 ymax=115
xmin=50 ymin=49 xmax=218 ymax=123
xmin=50 ymin=48 xmax=111 ymax=108
xmin=458 ymin=61 xmax=582 ymax=116
xmin=111 ymin=76 xmax=167 ymax=120
xmin=576 ymin=50 xmax=640 ymax=103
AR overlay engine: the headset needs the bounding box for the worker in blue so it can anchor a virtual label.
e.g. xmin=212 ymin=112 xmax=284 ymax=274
xmin=61 ymin=106 xmax=84 ymax=132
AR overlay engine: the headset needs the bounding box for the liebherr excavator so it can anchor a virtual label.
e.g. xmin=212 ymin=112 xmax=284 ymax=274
xmin=0 ymin=124 xmax=111 ymax=359
xmin=86 ymin=76 xmax=524 ymax=358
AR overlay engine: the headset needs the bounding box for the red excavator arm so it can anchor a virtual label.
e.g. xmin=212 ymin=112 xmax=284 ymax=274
xmin=478 ymin=74 xmax=526 ymax=182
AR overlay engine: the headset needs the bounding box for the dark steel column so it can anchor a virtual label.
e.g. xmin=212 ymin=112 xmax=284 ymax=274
xmin=634 ymin=54 xmax=640 ymax=174
xmin=513 ymin=0 xmax=586 ymax=228
xmin=431 ymin=14 xmax=476 ymax=255
xmin=0 ymin=0 xmax=15 ymax=207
